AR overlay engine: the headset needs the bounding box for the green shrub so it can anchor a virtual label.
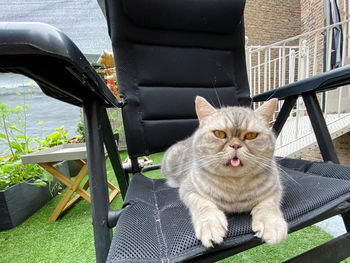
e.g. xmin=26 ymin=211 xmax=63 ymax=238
xmin=0 ymin=103 xmax=73 ymax=190
xmin=0 ymin=103 xmax=52 ymax=190
xmin=40 ymin=125 xmax=69 ymax=148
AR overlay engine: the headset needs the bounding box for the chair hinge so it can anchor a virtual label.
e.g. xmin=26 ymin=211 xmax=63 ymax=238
xmin=338 ymin=201 xmax=350 ymax=212
xmin=107 ymin=204 xmax=131 ymax=228
xmin=107 ymin=209 xmax=123 ymax=228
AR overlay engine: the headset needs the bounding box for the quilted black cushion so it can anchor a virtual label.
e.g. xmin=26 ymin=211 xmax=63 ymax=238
xmin=107 ymin=160 xmax=350 ymax=262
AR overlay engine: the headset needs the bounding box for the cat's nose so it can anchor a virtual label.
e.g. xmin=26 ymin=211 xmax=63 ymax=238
xmin=230 ymin=144 xmax=242 ymax=150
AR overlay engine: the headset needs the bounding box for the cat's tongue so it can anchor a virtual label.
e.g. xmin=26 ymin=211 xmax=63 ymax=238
xmin=230 ymin=158 xmax=241 ymax=167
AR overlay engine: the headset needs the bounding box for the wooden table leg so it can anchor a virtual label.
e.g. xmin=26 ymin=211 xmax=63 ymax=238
xmin=61 ymin=180 xmax=90 ymax=214
xmin=75 ymin=159 xmax=86 ymax=166
xmin=72 ymin=157 xmax=120 ymax=203
xmin=39 ymin=163 xmax=90 ymax=222
xmin=107 ymin=181 xmax=120 ymax=202
xmin=39 ymin=163 xmax=91 ymax=202
xmin=39 ymin=156 xmax=120 ymax=222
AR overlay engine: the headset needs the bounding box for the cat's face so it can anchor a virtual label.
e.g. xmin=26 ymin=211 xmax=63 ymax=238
xmin=193 ymin=97 xmax=277 ymax=177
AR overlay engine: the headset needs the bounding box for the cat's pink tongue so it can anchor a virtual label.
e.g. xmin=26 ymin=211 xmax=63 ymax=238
xmin=230 ymin=158 xmax=241 ymax=167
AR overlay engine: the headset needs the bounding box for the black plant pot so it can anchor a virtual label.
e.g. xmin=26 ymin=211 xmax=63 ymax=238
xmin=0 ymin=160 xmax=73 ymax=230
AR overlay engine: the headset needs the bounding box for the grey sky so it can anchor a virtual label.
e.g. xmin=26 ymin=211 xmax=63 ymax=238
xmin=0 ymin=0 xmax=112 ymax=54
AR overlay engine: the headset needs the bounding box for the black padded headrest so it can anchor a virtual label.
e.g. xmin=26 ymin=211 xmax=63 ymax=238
xmin=105 ymin=0 xmax=251 ymax=157
xmin=122 ymin=0 xmax=245 ymax=34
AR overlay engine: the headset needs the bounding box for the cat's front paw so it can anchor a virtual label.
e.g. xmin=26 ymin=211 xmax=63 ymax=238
xmin=194 ymin=209 xmax=228 ymax=248
xmin=252 ymin=214 xmax=288 ymax=245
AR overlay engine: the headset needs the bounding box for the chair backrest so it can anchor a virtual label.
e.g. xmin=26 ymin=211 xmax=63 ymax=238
xmin=105 ymin=0 xmax=251 ymax=158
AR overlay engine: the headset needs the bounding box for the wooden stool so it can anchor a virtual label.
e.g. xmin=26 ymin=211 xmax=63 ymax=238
xmin=21 ymin=143 xmax=120 ymax=222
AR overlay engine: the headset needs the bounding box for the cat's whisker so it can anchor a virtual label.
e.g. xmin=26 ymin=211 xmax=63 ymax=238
xmin=170 ymin=154 xmax=217 ymax=169
xmin=242 ymin=152 xmax=276 ymax=169
xmin=243 ymin=152 xmax=301 ymax=186
xmin=274 ymin=163 xmax=302 ymax=187
xmin=195 ymin=153 xmax=227 ymax=170
xmin=169 ymin=152 xmax=225 ymax=176
xmin=242 ymin=151 xmax=277 ymax=169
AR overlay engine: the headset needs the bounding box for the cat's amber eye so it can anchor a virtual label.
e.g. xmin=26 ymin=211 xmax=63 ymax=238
xmin=213 ymin=130 xmax=227 ymax=139
xmin=244 ymin=132 xmax=258 ymax=140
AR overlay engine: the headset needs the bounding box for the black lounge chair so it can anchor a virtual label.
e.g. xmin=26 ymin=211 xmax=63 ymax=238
xmin=1 ymin=0 xmax=350 ymax=262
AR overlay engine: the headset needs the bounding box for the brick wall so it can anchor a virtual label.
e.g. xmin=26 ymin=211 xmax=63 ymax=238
xmin=244 ymin=0 xmax=326 ymax=46
xmin=244 ymin=0 xmax=302 ymax=96
xmin=244 ymin=0 xmax=301 ymax=46
xmin=244 ymin=0 xmax=350 ymax=166
xmin=300 ymin=0 xmax=325 ymax=75
xmin=300 ymin=0 xmax=324 ymax=33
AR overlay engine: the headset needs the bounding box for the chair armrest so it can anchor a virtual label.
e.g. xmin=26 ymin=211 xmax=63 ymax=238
xmin=252 ymin=64 xmax=350 ymax=164
xmin=0 ymin=22 xmax=121 ymax=107
xmin=253 ymin=64 xmax=350 ymax=102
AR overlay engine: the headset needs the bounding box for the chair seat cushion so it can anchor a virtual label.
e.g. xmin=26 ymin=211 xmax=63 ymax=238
xmin=107 ymin=160 xmax=350 ymax=263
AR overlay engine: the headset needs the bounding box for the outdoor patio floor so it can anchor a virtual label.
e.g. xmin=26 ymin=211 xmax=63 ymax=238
xmin=276 ymin=112 xmax=350 ymax=158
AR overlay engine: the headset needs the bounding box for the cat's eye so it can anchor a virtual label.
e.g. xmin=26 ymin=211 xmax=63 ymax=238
xmin=213 ymin=130 xmax=227 ymax=139
xmin=244 ymin=132 xmax=258 ymax=140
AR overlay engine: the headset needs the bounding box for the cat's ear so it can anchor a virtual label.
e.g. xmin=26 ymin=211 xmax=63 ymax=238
xmin=195 ymin=96 xmax=216 ymax=121
xmin=254 ymin=99 xmax=278 ymax=123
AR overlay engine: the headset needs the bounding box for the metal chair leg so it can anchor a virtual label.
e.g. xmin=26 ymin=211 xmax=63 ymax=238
xmin=101 ymin=108 xmax=129 ymax=198
xmin=273 ymin=96 xmax=297 ymax=136
xmin=302 ymin=91 xmax=339 ymax=164
xmin=342 ymin=209 xmax=350 ymax=233
xmin=83 ymin=100 xmax=111 ymax=263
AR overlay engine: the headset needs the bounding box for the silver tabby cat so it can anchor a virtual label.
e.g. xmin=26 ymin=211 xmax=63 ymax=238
xmin=161 ymin=96 xmax=288 ymax=248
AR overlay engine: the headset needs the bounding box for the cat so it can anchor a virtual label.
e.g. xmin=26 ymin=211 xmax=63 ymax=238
xmin=161 ymin=96 xmax=288 ymax=248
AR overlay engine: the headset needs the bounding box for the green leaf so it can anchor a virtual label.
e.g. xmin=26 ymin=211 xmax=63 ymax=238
xmin=10 ymin=125 xmax=19 ymax=131
xmin=33 ymin=179 xmax=47 ymax=187
xmin=48 ymin=132 xmax=59 ymax=139
xmin=0 ymin=133 xmax=7 ymax=139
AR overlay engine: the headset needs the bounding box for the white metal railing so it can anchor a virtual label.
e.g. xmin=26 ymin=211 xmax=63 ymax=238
xmin=246 ymin=1 xmax=350 ymax=154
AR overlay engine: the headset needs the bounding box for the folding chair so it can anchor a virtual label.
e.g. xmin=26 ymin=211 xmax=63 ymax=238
xmin=1 ymin=0 xmax=350 ymax=262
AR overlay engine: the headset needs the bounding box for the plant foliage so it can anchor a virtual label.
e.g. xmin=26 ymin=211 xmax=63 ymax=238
xmin=0 ymin=103 xmax=71 ymax=190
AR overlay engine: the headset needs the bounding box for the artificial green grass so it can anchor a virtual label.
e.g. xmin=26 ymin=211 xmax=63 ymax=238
xmin=219 ymin=226 xmax=349 ymax=263
xmin=0 ymin=152 xmax=349 ymax=263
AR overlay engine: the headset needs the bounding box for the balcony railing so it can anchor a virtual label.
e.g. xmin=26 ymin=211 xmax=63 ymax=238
xmin=246 ymin=13 xmax=350 ymax=157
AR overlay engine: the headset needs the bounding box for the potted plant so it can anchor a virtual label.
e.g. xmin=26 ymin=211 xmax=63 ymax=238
xmin=0 ymin=103 xmax=76 ymax=230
